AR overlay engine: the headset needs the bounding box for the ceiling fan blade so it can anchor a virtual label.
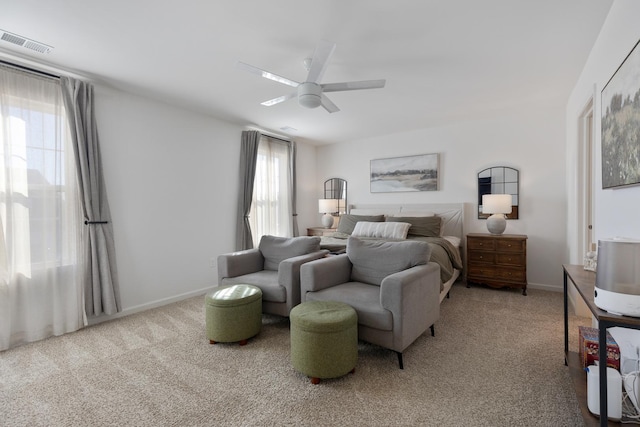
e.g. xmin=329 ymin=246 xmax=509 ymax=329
xmin=320 ymin=94 xmax=340 ymax=113
xmin=236 ymin=61 xmax=299 ymax=87
xmin=321 ymin=79 xmax=386 ymax=93
xmin=261 ymin=92 xmax=297 ymax=106
xmin=306 ymin=40 xmax=336 ymax=84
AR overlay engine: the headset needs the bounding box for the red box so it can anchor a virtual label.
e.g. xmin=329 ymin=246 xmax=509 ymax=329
xmin=578 ymin=326 xmax=620 ymax=370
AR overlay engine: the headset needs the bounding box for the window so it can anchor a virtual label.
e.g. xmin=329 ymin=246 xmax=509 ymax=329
xmin=0 ymin=64 xmax=83 ymax=350
xmin=0 ymin=68 xmax=80 ymax=273
xmin=248 ymin=135 xmax=292 ymax=247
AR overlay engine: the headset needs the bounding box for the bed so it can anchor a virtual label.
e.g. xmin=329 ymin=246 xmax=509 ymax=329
xmin=318 ymin=203 xmax=465 ymax=303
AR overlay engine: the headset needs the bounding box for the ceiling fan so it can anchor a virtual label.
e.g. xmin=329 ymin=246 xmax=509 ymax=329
xmin=237 ymin=40 xmax=386 ymax=113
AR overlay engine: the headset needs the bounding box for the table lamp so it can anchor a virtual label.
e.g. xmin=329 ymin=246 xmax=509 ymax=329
xmin=318 ymin=199 xmax=338 ymax=228
xmin=482 ymin=194 xmax=512 ymax=234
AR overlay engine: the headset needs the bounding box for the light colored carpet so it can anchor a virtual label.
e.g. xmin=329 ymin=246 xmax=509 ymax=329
xmin=0 ymin=282 xmax=588 ymax=426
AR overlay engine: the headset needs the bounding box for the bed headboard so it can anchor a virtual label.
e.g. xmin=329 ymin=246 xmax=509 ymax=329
xmin=348 ymin=203 xmax=464 ymax=241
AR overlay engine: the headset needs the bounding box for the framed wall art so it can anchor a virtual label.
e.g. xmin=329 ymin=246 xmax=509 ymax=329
xmin=370 ymin=153 xmax=439 ymax=193
xmin=601 ymin=38 xmax=640 ymax=189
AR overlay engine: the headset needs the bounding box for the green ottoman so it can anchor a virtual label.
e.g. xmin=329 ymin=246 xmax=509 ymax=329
xmin=205 ymin=284 xmax=262 ymax=346
xmin=290 ymin=300 xmax=358 ymax=384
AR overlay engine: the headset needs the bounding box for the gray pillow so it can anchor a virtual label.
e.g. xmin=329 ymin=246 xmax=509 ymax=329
xmin=346 ymin=236 xmax=431 ymax=286
xmin=336 ymin=214 xmax=385 ymax=235
xmin=259 ymin=235 xmax=321 ymax=271
xmin=386 ymin=216 xmax=441 ymax=237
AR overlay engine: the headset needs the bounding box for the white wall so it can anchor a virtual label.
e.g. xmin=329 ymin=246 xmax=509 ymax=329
xmin=81 ymin=0 xmax=640 ymax=318
xmin=294 ymin=139 xmax=320 ymax=233
xmin=93 ymin=85 xmax=317 ymax=318
xmin=567 ymin=0 xmax=640 ymax=263
xmin=316 ymin=102 xmax=567 ymax=291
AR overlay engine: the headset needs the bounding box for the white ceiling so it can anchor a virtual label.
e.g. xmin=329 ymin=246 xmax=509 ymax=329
xmin=1 ymin=0 xmax=613 ymax=145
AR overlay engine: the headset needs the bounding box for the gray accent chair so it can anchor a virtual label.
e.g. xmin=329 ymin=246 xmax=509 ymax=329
xmin=217 ymin=235 xmax=329 ymax=317
xmin=300 ymin=236 xmax=440 ymax=369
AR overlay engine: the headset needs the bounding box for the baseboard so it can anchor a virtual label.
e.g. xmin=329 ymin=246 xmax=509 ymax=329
xmin=87 ymin=284 xmax=218 ymax=326
xmin=527 ymin=282 xmax=562 ymax=293
xmin=85 ymin=281 xmax=568 ymax=326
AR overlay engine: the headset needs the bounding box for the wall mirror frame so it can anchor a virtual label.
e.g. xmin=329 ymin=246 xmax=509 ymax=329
xmin=477 ymin=166 xmax=519 ymax=219
xmin=324 ymin=178 xmax=347 ymax=214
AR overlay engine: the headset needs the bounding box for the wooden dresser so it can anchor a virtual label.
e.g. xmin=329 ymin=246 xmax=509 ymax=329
xmin=307 ymin=227 xmax=336 ymax=237
xmin=466 ymin=233 xmax=528 ymax=295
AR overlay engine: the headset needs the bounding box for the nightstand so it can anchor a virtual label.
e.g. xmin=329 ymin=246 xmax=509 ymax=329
xmin=466 ymin=233 xmax=528 ymax=295
xmin=307 ymin=227 xmax=336 ymax=237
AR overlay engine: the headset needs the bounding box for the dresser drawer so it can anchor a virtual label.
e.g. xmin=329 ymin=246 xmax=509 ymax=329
xmin=496 ymin=267 xmax=526 ymax=282
xmin=467 ymin=237 xmax=496 ymax=251
xmin=469 ymin=266 xmax=525 ymax=284
xmin=496 ymin=239 xmax=525 ymax=253
xmin=468 ymin=251 xmax=495 ymax=264
xmin=467 ymin=265 xmax=497 ymax=279
xmin=495 ymin=253 xmax=525 ymax=266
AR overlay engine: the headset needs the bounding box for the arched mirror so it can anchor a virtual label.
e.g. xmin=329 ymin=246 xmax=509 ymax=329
xmin=324 ymin=178 xmax=347 ymax=214
xmin=477 ymin=166 xmax=519 ymax=219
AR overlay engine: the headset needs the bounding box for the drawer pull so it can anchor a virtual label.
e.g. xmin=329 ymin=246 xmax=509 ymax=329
xmin=479 ymin=256 xmax=483 ymax=259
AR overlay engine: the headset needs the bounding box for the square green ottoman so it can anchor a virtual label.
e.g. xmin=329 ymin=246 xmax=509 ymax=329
xmin=290 ymin=300 xmax=358 ymax=384
xmin=205 ymin=284 xmax=262 ymax=346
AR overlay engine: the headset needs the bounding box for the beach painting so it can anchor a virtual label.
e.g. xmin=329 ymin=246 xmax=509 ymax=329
xmin=370 ymin=153 xmax=439 ymax=193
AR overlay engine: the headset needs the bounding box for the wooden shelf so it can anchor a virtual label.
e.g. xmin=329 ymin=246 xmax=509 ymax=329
xmin=564 ymin=264 xmax=640 ymax=426
xmin=566 ymin=351 xmax=626 ymax=426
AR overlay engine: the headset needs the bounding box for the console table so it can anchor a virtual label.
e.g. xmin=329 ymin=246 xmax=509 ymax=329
xmin=563 ymin=264 xmax=640 ymax=426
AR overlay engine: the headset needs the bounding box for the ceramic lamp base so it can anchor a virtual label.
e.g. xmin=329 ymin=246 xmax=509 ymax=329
xmin=321 ymin=214 xmax=334 ymax=228
xmin=486 ymin=213 xmax=506 ymax=234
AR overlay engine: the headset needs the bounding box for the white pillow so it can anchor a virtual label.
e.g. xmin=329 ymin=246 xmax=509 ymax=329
xmin=351 ymin=221 xmax=411 ymax=239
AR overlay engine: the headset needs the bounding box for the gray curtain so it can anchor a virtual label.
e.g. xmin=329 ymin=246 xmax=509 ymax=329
xmin=289 ymin=141 xmax=299 ymax=237
xmin=60 ymin=77 xmax=121 ymax=317
xmin=236 ymin=130 xmax=260 ymax=250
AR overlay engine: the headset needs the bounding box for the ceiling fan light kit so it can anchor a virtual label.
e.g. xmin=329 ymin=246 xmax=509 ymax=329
xmin=238 ymin=39 xmax=386 ymax=113
xmin=297 ymin=82 xmax=321 ymax=108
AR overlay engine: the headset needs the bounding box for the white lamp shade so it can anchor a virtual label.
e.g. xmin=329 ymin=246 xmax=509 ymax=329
xmin=318 ymin=198 xmax=339 ymax=214
xmin=482 ymin=194 xmax=512 ymax=214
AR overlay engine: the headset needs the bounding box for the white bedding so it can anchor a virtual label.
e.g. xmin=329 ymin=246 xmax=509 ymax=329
xmin=319 ymin=202 xmax=465 ymax=302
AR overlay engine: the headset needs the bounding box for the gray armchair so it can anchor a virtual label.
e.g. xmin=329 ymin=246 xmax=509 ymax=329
xmin=300 ymin=236 xmax=440 ymax=369
xmin=217 ymin=235 xmax=328 ymax=317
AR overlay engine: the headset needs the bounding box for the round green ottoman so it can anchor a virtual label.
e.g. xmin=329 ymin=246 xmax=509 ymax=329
xmin=205 ymin=284 xmax=262 ymax=346
xmin=290 ymin=300 xmax=358 ymax=384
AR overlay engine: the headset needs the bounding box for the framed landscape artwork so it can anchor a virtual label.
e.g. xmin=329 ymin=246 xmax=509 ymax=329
xmin=601 ymin=38 xmax=640 ymax=189
xmin=370 ymin=153 xmax=439 ymax=193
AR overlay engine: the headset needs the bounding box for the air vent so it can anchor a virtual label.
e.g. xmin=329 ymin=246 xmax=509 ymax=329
xmin=0 ymin=30 xmax=53 ymax=54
